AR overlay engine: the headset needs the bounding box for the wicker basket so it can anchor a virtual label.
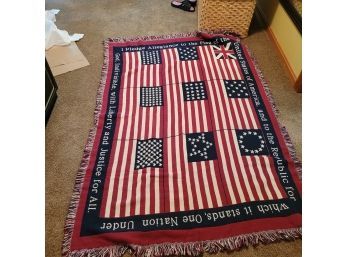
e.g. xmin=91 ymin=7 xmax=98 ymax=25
xmin=198 ymin=0 xmax=256 ymax=38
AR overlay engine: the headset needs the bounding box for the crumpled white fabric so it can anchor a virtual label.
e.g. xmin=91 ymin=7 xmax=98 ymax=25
xmin=45 ymin=9 xmax=84 ymax=50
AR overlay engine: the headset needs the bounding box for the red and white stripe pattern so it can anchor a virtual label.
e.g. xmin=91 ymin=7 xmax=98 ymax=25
xmin=101 ymin=45 xmax=287 ymax=217
xmin=103 ymin=51 xmax=163 ymax=218
xmin=198 ymin=45 xmax=260 ymax=131
xmin=214 ymin=129 xmax=286 ymax=204
xmin=162 ymin=48 xmax=225 ymax=212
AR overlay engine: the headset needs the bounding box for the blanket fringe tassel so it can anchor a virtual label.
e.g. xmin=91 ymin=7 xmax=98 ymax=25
xmin=62 ymin=32 xmax=301 ymax=257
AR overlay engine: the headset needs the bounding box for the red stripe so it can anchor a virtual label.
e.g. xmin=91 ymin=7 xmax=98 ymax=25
xmin=205 ymin=81 xmax=222 ymax=130
xmin=247 ymin=98 xmax=262 ymax=128
xmin=129 ymin=170 xmax=138 ymax=216
xmin=227 ymin=129 xmax=253 ymax=202
xmin=121 ymin=141 xmax=137 ymax=217
xmin=179 ymin=135 xmax=190 ymax=211
xmin=241 ymin=156 xmax=261 ymax=201
xmin=214 ymin=130 xmax=242 ymax=204
xmin=264 ymin=156 xmax=287 ymax=199
xmin=223 ymin=57 xmax=236 ymax=80
xmin=148 ymin=168 xmax=154 ymax=214
xmin=171 ymin=137 xmax=180 ymax=211
xmin=110 ymin=52 xmax=135 ymax=217
xmin=235 ymin=99 xmax=248 ymax=128
xmin=250 ymin=157 xmax=269 ymax=200
xmin=241 ymin=98 xmax=254 ymax=129
xmin=233 ymin=59 xmax=244 ymax=80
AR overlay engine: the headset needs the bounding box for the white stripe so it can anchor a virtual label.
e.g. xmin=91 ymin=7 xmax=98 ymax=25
xmin=181 ymin=57 xmax=188 ymax=82
xmin=231 ymin=130 xmax=255 ymax=201
xmin=104 ymin=52 xmax=130 ymax=217
xmin=215 ymin=131 xmax=237 ymax=204
xmin=164 ymin=50 xmax=169 ymax=85
xmin=207 ymin=47 xmax=237 ymax=131
xmin=209 ymin=81 xmax=228 ymax=129
xmin=154 ymin=169 xmax=160 ymax=213
xmin=155 ymin=105 xmax=160 ymax=213
xmin=124 ymin=140 xmax=137 ymax=216
xmin=231 ymin=100 xmax=242 ymax=128
xmin=255 ymin=156 xmax=273 ymax=199
xmin=193 ymin=61 xmax=201 ymax=80
xmin=232 ymin=60 xmax=242 ymax=79
xmin=205 ymin=47 xmax=229 ymax=129
xmin=134 ymin=54 xmax=148 ymax=214
xmin=201 ymin=162 xmax=213 ymax=208
xmin=145 ymin=168 xmax=151 ymax=214
xmin=222 ymin=130 xmax=246 ymax=203
xmin=167 ymin=137 xmax=175 ymax=212
xmin=142 ymin=63 xmax=147 ymax=85
xmin=104 ymin=141 xmax=120 ymax=217
xmin=209 ymin=46 xmax=225 ymax=79
xmin=224 ymin=56 xmax=236 ymax=80
xmin=187 ymin=59 xmax=195 ymax=80
xmin=205 ymin=80 xmax=220 ymax=130
xmin=156 ymin=64 xmax=160 ymax=85
xmin=263 ymin=156 xmax=283 ymax=199
xmin=164 ymin=50 xmax=175 ymax=211
xmin=245 ymin=99 xmax=258 ymax=129
xmin=218 ymin=80 xmax=236 ymax=129
xmin=114 ymin=140 xmax=131 ymax=217
xmin=208 ymin=161 xmax=223 ymax=206
xmin=135 ymin=171 xmax=142 ymax=215
xmin=179 ymin=86 xmax=194 ymax=210
xmin=169 ymin=49 xmax=176 ymax=84
xmin=192 ymin=162 xmax=204 ymax=209
xmin=156 ymin=106 xmax=161 ymax=136
xmin=173 ymin=86 xmax=184 ymax=211
xmin=246 ymin=156 xmax=264 ymax=200
xmin=238 ymin=98 xmax=250 ymax=129
xmin=182 ymin=136 xmax=195 ymax=210
xmin=175 ymin=49 xmax=183 ymax=84
xmin=149 ymin=63 xmax=153 ymax=86
xmin=148 ymin=106 xmax=154 ymax=137
xmin=193 ymin=100 xmax=201 ymax=131
xmin=124 ymin=56 xmax=141 ymax=215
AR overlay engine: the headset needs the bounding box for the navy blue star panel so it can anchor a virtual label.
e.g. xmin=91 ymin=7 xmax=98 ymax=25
xmin=140 ymin=87 xmax=163 ymax=107
xmin=140 ymin=50 xmax=162 ymax=65
xmin=186 ymin=132 xmax=217 ymax=162
xmin=182 ymin=81 xmax=208 ymax=101
xmin=135 ymin=138 xmax=163 ymax=169
xmin=224 ymin=80 xmax=249 ymax=98
xmin=178 ymin=47 xmax=199 ymax=61
xmin=236 ymin=129 xmax=268 ymax=155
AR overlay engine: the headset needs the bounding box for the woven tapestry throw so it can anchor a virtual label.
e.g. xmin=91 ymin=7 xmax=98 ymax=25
xmin=63 ymin=32 xmax=302 ymax=257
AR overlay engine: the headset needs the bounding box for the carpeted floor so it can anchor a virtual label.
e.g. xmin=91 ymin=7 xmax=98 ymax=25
xmin=45 ymin=0 xmax=302 ymax=256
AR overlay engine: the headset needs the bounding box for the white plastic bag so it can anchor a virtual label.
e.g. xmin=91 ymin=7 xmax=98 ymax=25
xmin=45 ymin=9 xmax=84 ymax=50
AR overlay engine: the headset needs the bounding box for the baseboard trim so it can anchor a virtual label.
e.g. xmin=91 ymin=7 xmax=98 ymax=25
xmin=255 ymin=7 xmax=298 ymax=84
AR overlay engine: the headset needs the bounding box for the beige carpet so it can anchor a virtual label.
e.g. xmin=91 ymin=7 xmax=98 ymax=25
xmin=45 ymin=0 xmax=302 ymax=256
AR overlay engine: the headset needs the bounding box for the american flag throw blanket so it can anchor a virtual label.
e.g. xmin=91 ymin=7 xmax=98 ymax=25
xmin=63 ymin=33 xmax=302 ymax=257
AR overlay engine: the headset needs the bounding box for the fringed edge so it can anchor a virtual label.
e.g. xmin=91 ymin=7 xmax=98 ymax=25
xmin=62 ymin=32 xmax=301 ymax=257
xmin=62 ymin=39 xmax=111 ymax=257
xmin=243 ymin=46 xmax=302 ymax=180
xmin=65 ymin=227 xmax=301 ymax=257
xmin=105 ymin=31 xmax=198 ymax=43
xmin=104 ymin=30 xmax=241 ymax=45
